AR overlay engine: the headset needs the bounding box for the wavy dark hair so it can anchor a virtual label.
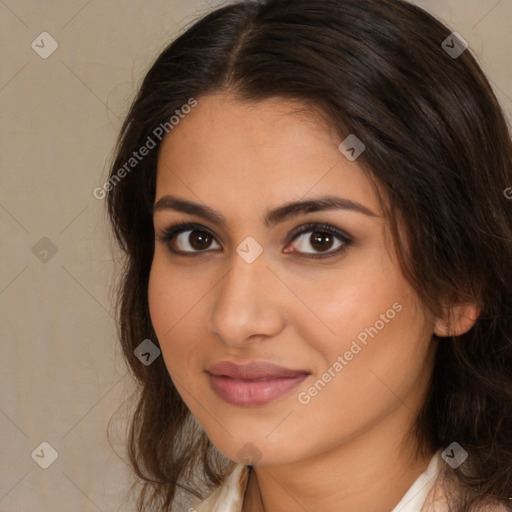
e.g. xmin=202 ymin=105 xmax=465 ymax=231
xmin=105 ymin=0 xmax=512 ymax=510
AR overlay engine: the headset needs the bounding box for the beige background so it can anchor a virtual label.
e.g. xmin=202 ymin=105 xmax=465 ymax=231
xmin=0 ymin=0 xmax=511 ymax=511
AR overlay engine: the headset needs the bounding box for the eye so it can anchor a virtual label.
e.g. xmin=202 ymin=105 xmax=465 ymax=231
xmin=284 ymin=222 xmax=352 ymax=259
xmin=157 ymin=222 xmax=220 ymax=255
xmin=156 ymin=221 xmax=352 ymax=259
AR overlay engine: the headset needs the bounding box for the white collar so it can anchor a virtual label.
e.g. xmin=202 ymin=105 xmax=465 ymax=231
xmin=391 ymin=448 xmax=444 ymax=512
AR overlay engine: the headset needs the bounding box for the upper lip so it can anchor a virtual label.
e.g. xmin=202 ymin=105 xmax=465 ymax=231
xmin=206 ymin=361 xmax=310 ymax=380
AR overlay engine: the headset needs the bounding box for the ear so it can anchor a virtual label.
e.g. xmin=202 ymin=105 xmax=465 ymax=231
xmin=433 ymin=303 xmax=480 ymax=337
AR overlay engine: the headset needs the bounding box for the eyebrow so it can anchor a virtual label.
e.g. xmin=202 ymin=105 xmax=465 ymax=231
xmin=153 ymin=194 xmax=378 ymax=229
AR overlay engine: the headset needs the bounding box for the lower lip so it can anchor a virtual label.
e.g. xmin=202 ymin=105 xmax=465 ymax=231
xmin=208 ymin=373 xmax=309 ymax=406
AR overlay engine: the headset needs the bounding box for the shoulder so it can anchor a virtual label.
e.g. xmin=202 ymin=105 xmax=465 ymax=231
xmin=192 ymin=463 xmax=250 ymax=512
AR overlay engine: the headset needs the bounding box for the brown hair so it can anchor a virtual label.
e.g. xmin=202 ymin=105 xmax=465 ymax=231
xmin=105 ymin=0 xmax=512 ymax=510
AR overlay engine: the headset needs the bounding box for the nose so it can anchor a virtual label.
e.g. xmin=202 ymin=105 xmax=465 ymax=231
xmin=207 ymin=248 xmax=286 ymax=348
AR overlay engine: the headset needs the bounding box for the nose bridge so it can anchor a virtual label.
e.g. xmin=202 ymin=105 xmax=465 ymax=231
xmin=217 ymin=248 xmax=269 ymax=314
xmin=208 ymin=248 xmax=282 ymax=344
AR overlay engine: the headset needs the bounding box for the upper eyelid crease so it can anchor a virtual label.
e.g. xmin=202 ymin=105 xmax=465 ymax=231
xmin=157 ymin=222 xmax=351 ymax=240
xmin=152 ymin=194 xmax=378 ymax=230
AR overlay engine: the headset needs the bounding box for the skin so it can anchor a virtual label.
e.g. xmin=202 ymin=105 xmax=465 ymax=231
xmin=148 ymin=92 xmax=477 ymax=512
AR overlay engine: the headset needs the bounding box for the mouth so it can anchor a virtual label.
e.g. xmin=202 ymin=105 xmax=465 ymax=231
xmin=208 ymin=373 xmax=309 ymax=406
xmin=206 ymin=360 xmax=310 ymax=406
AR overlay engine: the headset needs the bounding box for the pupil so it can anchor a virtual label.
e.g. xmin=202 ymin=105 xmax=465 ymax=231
xmin=311 ymin=232 xmax=333 ymax=251
xmin=191 ymin=231 xmax=210 ymax=250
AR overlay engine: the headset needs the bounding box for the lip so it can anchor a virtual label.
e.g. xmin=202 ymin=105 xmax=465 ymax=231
xmin=206 ymin=361 xmax=310 ymax=406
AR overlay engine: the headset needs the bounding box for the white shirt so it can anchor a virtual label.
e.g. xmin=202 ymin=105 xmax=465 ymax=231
xmin=192 ymin=449 xmax=510 ymax=512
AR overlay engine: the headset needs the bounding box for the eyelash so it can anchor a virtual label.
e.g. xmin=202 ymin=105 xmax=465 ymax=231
xmin=156 ymin=222 xmax=353 ymax=260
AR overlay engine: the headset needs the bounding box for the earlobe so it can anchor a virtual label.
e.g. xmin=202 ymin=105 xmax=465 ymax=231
xmin=433 ymin=303 xmax=480 ymax=337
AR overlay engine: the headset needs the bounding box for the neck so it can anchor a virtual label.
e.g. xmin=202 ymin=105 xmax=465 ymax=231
xmin=242 ymin=408 xmax=436 ymax=512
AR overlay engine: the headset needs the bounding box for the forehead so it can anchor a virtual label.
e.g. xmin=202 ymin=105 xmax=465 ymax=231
xmin=155 ymin=93 xmax=380 ymax=219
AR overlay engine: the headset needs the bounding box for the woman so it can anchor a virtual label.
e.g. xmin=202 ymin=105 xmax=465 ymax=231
xmin=105 ymin=0 xmax=512 ymax=510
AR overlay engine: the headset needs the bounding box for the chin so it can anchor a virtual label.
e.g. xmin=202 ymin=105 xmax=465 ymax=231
xmin=212 ymin=435 xmax=301 ymax=467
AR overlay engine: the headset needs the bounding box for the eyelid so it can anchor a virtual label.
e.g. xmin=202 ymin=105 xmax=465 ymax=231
xmin=285 ymin=222 xmax=352 ymax=246
xmin=156 ymin=222 xmax=215 ymax=244
xmin=155 ymin=222 xmax=218 ymax=253
xmin=156 ymin=221 xmax=353 ymax=258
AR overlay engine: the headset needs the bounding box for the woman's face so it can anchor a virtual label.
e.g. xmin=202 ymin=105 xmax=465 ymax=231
xmin=148 ymin=92 xmax=438 ymax=466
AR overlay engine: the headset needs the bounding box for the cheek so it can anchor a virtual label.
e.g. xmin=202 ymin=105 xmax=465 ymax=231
xmin=297 ymin=258 xmax=409 ymax=349
xmin=148 ymin=265 xmax=170 ymax=372
xmin=148 ymin=254 xmax=202 ymax=336
xmin=147 ymin=259 xmax=170 ymax=336
xmin=148 ymin=257 xmax=198 ymax=375
xmin=310 ymin=285 xmax=432 ymax=404
xmin=294 ymin=252 xmax=433 ymax=390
